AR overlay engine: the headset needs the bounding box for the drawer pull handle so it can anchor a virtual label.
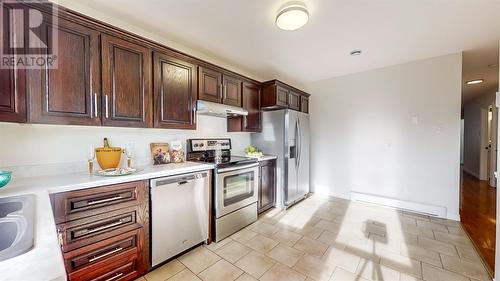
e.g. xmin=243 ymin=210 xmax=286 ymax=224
xmin=88 ymin=219 xmax=125 ymax=234
xmin=88 ymin=247 xmax=123 ymax=263
xmin=87 ymin=196 xmax=123 ymax=206
xmin=105 ymin=272 xmax=123 ymax=281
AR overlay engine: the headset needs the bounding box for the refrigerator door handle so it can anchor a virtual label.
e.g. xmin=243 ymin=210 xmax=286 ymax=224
xmin=295 ymin=119 xmax=299 ymax=167
xmin=297 ymin=118 xmax=301 ymax=168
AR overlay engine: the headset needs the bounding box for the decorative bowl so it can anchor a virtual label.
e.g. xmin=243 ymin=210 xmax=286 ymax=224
xmin=95 ymin=138 xmax=122 ymax=169
xmin=0 ymin=171 xmax=12 ymax=188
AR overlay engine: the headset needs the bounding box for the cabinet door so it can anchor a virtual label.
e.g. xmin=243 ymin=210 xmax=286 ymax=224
xmin=300 ymin=95 xmax=309 ymax=113
xmin=222 ymin=75 xmax=242 ymax=107
xmin=153 ymin=52 xmax=196 ymax=129
xmin=0 ymin=2 xmax=26 ymax=123
xmin=28 ymin=16 xmax=100 ymax=125
xmin=101 ymin=34 xmax=152 ymax=127
xmin=198 ymin=66 xmax=222 ymax=103
xmin=258 ymin=160 xmax=276 ymax=213
xmin=276 ymin=86 xmax=289 ymax=107
xmin=288 ymin=91 xmax=300 ymax=111
xmin=242 ymin=82 xmax=261 ymax=132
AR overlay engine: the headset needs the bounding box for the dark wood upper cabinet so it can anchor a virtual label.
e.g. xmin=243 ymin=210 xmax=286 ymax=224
xmin=262 ymin=82 xmax=288 ymax=109
xmin=262 ymin=80 xmax=309 ymax=112
xmin=227 ymin=81 xmax=261 ymax=133
xmin=1 ymin=3 xmax=310 ymax=130
xmin=0 ymin=2 xmax=26 ymax=123
xmin=153 ymin=52 xmax=196 ymax=129
xmin=198 ymin=66 xmax=222 ymax=103
xmin=288 ymin=91 xmax=300 ymax=111
xmin=222 ymin=75 xmax=242 ymax=107
xmin=28 ymin=16 xmax=101 ymax=126
xmin=101 ymin=34 xmax=152 ymax=128
xmin=242 ymin=82 xmax=261 ymax=132
xmin=276 ymin=86 xmax=289 ymax=107
xmin=300 ymin=95 xmax=309 ymax=113
xmin=258 ymin=159 xmax=276 ymax=214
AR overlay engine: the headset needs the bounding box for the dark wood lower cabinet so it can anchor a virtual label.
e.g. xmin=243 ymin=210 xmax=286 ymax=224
xmin=51 ymin=181 xmax=149 ymax=281
xmin=258 ymin=159 xmax=276 ymax=214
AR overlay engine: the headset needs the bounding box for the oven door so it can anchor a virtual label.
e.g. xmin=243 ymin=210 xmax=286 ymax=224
xmin=215 ymin=163 xmax=259 ymax=218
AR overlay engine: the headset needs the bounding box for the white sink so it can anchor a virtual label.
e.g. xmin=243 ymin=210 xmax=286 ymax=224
xmin=0 ymin=195 xmax=35 ymax=261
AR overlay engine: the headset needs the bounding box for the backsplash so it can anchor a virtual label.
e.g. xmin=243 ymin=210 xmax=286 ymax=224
xmin=0 ymin=115 xmax=252 ymax=178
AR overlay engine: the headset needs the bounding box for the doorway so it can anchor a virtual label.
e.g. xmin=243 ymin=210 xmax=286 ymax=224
xmin=460 ymin=46 xmax=499 ymax=275
xmin=480 ymin=105 xmax=497 ymax=187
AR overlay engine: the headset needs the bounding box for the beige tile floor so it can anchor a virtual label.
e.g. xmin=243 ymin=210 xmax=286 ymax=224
xmin=138 ymin=195 xmax=492 ymax=281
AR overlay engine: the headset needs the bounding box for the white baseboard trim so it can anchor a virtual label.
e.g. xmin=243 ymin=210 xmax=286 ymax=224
xmin=311 ymin=185 xmax=351 ymax=200
xmin=446 ymin=212 xmax=460 ymax=221
xmin=462 ymin=167 xmax=480 ymax=179
xmin=350 ymin=191 xmax=447 ymax=219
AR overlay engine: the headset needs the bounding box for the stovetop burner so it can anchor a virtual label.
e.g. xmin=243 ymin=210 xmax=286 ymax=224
xmin=186 ymin=139 xmax=257 ymax=168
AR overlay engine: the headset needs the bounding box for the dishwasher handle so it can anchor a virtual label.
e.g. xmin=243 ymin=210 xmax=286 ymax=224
xmin=151 ymin=172 xmax=208 ymax=188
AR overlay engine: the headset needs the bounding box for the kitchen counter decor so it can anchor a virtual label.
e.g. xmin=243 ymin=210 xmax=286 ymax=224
xmin=0 ymin=170 xmax=12 ymax=188
xmin=96 ymin=167 xmax=138 ymax=177
xmin=95 ymin=138 xmax=122 ymax=169
xmin=150 ymin=143 xmax=170 ymax=165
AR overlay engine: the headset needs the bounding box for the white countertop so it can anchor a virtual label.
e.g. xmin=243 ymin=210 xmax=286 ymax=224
xmin=255 ymin=155 xmax=278 ymax=161
xmin=0 ymin=161 xmax=214 ymax=281
xmin=238 ymin=155 xmax=277 ymax=162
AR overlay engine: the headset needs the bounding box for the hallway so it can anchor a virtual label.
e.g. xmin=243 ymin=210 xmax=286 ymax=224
xmin=460 ymin=171 xmax=497 ymax=274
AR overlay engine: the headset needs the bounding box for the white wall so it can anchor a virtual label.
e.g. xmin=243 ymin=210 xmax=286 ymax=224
xmin=463 ymin=89 xmax=496 ymax=178
xmin=0 ymin=115 xmax=251 ymax=177
xmin=306 ymin=53 xmax=462 ymax=220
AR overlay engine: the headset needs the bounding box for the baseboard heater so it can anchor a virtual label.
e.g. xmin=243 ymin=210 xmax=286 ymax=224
xmin=350 ymin=191 xmax=447 ymax=218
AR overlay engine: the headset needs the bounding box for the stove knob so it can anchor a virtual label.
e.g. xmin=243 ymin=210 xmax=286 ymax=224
xmin=194 ymin=143 xmax=199 ymax=147
xmin=200 ymin=143 xmax=204 ymax=147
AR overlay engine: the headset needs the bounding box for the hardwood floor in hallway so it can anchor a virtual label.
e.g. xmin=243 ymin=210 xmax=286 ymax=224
xmin=460 ymin=171 xmax=497 ymax=274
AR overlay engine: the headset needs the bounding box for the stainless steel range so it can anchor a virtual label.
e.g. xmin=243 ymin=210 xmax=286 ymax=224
xmin=187 ymin=139 xmax=259 ymax=242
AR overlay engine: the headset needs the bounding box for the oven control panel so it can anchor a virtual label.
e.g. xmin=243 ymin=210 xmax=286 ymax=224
xmin=189 ymin=139 xmax=231 ymax=152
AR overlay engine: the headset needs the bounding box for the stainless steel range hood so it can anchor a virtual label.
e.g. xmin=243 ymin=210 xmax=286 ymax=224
xmin=196 ymin=100 xmax=248 ymax=118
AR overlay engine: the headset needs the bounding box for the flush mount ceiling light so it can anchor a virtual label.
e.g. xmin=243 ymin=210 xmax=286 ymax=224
xmin=466 ymin=79 xmax=484 ymax=85
xmin=350 ymin=49 xmax=362 ymax=56
xmin=275 ymin=3 xmax=309 ymax=31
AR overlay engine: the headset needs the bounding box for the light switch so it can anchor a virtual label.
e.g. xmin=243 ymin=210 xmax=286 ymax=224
xmin=411 ymin=116 xmax=419 ymax=125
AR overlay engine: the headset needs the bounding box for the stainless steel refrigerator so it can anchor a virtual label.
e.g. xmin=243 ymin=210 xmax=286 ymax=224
xmin=252 ymin=109 xmax=310 ymax=209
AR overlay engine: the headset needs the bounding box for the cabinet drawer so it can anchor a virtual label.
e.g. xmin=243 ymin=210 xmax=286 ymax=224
xmin=64 ymin=229 xmax=140 ymax=272
xmin=92 ymin=260 xmax=138 ymax=281
xmin=58 ymin=206 xmax=142 ymax=252
xmin=68 ymin=247 xmax=138 ymax=281
xmin=52 ymin=181 xmax=145 ymax=224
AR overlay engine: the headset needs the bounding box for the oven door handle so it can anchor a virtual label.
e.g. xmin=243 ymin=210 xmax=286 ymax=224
xmin=217 ymin=163 xmax=259 ymax=173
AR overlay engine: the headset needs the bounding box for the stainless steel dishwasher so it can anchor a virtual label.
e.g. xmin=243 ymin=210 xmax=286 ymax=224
xmin=150 ymin=170 xmax=210 ymax=267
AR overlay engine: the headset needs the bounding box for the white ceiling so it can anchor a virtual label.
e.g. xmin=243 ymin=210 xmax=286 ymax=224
xmin=462 ymin=46 xmax=498 ymax=103
xmin=62 ymin=0 xmax=500 ymax=87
